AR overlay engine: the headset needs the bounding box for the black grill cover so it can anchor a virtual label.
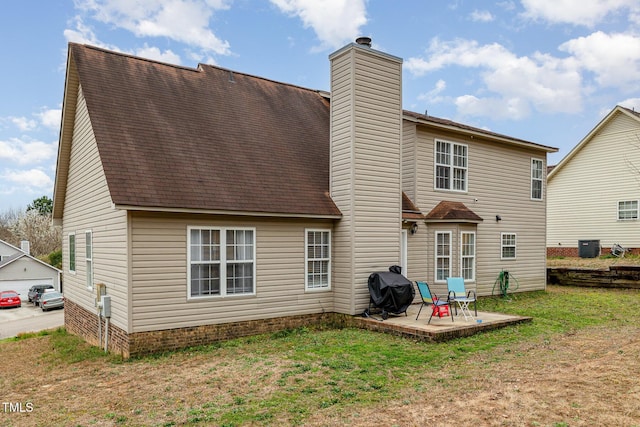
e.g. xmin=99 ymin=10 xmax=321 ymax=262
xmin=367 ymin=270 xmax=415 ymax=315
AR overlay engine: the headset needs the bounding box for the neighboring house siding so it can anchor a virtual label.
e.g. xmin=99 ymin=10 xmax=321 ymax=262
xmin=548 ymin=112 xmax=640 ymax=250
xmin=330 ymin=44 xmax=403 ymax=315
xmin=61 ymin=85 xmax=129 ymax=332
xmin=129 ymin=213 xmax=334 ymax=332
xmin=414 ymin=127 xmax=548 ymax=295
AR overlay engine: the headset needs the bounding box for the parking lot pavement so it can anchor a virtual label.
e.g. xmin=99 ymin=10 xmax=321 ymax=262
xmin=0 ymin=303 xmax=64 ymax=339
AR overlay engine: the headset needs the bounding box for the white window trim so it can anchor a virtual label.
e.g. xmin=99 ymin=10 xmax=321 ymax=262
xmin=434 ymin=139 xmax=468 ymax=193
xmin=531 ymin=158 xmax=544 ymax=201
xmin=85 ymin=230 xmax=93 ymax=290
xmin=617 ymin=200 xmax=639 ymax=221
xmin=460 ymin=231 xmax=476 ymax=282
xmin=187 ymin=226 xmax=257 ymax=300
xmin=501 ymin=232 xmax=517 ymax=260
xmin=305 ymin=229 xmax=331 ymax=291
xmin=435 ymin=231 xmax=452 ymax=283
xmin=68 ymin=232 xmax=76 ymax=275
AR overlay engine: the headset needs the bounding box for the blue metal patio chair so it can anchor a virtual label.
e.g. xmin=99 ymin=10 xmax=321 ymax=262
xmin=415 ymin=281 xmax=452 ymax=324
xmin=446 ymin=277 xmax=477 ymax=321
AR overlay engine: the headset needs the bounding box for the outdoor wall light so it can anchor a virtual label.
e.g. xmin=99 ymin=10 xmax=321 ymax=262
xmin=496 ymin=215 xmax=502 ymax=222
xmin=410 ymin=222 xmax=419 ymax=234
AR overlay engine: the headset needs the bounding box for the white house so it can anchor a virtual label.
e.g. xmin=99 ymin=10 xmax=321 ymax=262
xmin=0 ymin=240 xmax=62 ymax=300
xmin=547 ymin=106 xmax=640 ymax=257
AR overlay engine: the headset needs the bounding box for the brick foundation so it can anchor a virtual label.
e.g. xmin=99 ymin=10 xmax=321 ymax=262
xmin=547 ymin=246 xmax=580 ymax=257
xmin=64 ymin=300 xmax=130 ymax=357
xmin=65 ymin=299 xmax=351 ymax=358
xmin=547 ymin=246 xmax=640 ymax=258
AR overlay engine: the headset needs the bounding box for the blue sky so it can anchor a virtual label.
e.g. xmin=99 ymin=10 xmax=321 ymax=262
xmin=1 ymin=0 xmax=639 ymax=211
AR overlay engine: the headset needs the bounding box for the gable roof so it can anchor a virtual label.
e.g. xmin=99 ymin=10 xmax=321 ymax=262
xmin=0 ymin=240 xmax=62 ymax=273
xmin=54 ymin=43 xmax=341 ymax=219
xmin=53 ymin=44 xmax=556 ymax=221
xmin=548 ymin=105 xmax=640 ymax=180
xmin=424 ymin=201 xmax=483 ymax=223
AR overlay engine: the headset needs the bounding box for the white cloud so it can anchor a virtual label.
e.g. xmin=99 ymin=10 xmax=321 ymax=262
xmin=37 ymin=108 xmax=62 ymax=131
xmin=10 ymin=116 xmax=37 ymax=131
xmin=405 ymin=38 xmax=582 ymax=119
xmin=134 ymin=44 xmax=182 ymax=64
xmin=417 ymin=79 xmax=447 ymax=104
xmin=270 ymin=0 xmax=367 ymax=50
xmin=455 ymin=95 xmax=531 ymax=120
xmin=470 ymin=10 xmax=494 ymax=22
xmin=619 ymin=98 xmax=640 ymax=111
xmin=0 ymin=138 xmax=57 ymax=165
xmin=64 ymin=16 xmax=183 ymax=64
xmin=73 ymin=0 xmax=232 ymax=56
xmin=0 ymin=169 xmax=53 ymax=195
xmin=520 ymin=0 xmax=638 ymax=27
xmin=560 ymin=31 xmax=640 ymax=91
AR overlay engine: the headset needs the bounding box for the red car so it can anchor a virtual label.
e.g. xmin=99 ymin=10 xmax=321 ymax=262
xmin=0 ymin=290 xmax=22 ymax=308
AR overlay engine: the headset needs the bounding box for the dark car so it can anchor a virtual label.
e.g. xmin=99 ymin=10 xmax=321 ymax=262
xmin=40 ymin=291 xmax=64 ymax=312
xmin=0 ymin=290 xmax=22 ymax=308
xmin=28 ymin=284 xmax=55 ymax=305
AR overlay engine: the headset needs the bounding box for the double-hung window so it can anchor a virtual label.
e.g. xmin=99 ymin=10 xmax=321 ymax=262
xmin=188 ymin=227 xmax=255 ymax=298
xmin=306 ymin=230 xmax=331 ymax=290
xmin=501 ymin=233 xmax=517 ymax=260
xmin=461 ymin=232 xmax=476 ymax=281
xmin=531 ymin=158 xmax=543 ymax=200
xmin=618 ymin=200 xmax=638 ymax=220
xmin=69 ymin=233 xmax=76 ymax=273
xmin=435 ymin=140 xmax=467 ymax=192
xmin=85 ymin=231 xmax=93 ymax=290
xmin=436 ymin=231 xmax=451 ymax=281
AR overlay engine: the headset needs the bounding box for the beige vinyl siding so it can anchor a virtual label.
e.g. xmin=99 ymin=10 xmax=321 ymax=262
xmin=414 ymin=126 xmax=547 ymax=295
xmin=405 ymin=224 xmax=428 ymax=299
xmin=330 ymin=44 xmax=403 ymax=314
xmin=330 ymin=49 xmax=356 ymax=314
xmin=129 ymin=214 xmax=334 ymax=332
xmin=402 ymin=121 xmax=418 ymax=202
xmin=548 ymin=112 xmax=640 ymax=249
xmin=61 ymin=84 xmax=129 ymax=331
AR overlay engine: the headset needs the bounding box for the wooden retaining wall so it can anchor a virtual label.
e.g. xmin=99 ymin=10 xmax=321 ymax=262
xmin=547 ymin=266 xmax=640 ymax=289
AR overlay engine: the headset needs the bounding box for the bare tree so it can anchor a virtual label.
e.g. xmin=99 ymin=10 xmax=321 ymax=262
xmin=0 ymin=208 xmax=22 ymax=246
xmin=10 ymin=211 xmax=61 ymax=258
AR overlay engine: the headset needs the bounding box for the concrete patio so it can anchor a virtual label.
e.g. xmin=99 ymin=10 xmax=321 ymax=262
xmin=350 ymin=303 xmax=531 ymax=342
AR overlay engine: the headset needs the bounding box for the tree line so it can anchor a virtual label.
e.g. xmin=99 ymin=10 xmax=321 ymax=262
xmin=1 ymin=196 xmax=61 ymax=268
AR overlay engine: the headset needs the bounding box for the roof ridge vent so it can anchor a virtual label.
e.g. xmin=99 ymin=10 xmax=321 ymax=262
xmin=355 ymin=36 xmax=372 ymax=47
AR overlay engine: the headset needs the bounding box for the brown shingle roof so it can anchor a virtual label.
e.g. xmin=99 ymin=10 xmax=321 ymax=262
xmin=425 ymin=201 xmax=483 ymax=222
xmin=402 ymin=192 xmax=425 ymax=220
xmin=70 ymin=43 xmax=341 ymax=217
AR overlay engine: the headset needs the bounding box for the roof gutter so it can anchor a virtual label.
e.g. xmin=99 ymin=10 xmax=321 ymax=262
xmin=114 ymin=204 xmax=343 ymax=220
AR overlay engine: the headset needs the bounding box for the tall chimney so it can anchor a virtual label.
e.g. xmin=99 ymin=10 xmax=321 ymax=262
xmin=329 ymin=39 xmax=403 ymax=315
xmin=20 ymin=240 xmax=30 ymax=255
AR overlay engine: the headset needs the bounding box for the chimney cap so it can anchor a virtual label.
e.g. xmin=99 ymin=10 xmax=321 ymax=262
xmin=355 ymin=36 xmax=372 ymax=47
